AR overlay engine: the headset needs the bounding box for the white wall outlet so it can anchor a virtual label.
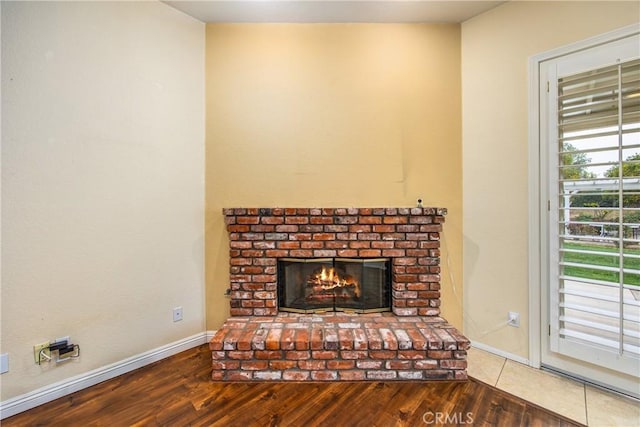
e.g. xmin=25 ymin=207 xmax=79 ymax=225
xmin=508 ymin=311 xmax=520 ymax=327
xmin=0 ymin=353 xmax=8 ymax=374
xmin=173 ymin=306 xmax=183 ymax=322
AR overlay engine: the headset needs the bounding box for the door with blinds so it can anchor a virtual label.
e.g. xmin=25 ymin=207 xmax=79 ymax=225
xmin=541 ymin=34 xmax=640 ymax=382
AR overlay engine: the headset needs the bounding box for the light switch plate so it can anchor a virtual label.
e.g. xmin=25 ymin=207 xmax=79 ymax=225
xmin=0 ymin=353 xmax=8 ymax=374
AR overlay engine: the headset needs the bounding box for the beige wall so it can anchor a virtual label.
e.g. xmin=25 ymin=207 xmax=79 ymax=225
xmin=461 ymin=1 xmax=640 ymax=358
xmin=205 ymin=24 xmax=463 ymax=329
xmin=1 ymin=2 xmax=204 ymax=400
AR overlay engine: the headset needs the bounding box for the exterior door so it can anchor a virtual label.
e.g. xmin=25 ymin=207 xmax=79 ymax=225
xmin=540 ymin=32 xmax=640 ymax=393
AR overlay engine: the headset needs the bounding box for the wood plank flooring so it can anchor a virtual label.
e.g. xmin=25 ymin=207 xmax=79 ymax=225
xmin=3 ymin=345 xmax=584 ymax=426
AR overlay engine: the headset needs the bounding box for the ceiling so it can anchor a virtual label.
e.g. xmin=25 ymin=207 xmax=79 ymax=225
xmin=163 ymin=1 xmax=505 ymax=23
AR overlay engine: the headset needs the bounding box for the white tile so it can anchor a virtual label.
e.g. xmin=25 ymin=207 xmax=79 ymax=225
xmin=586 ymin=385 xmax=640 ymax=427
xmin=466 ymin=347 xmax=505 ymax=387
xmin=496 ymin=360 xmax=587 ymax=425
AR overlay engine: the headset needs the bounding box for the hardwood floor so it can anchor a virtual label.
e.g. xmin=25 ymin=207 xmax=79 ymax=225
xmin=3 ymin=345 xmax=584 ymax=426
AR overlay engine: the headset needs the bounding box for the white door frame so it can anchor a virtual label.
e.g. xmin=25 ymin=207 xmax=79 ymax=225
xmin=528 ymin=23 xmax=640 ymax=396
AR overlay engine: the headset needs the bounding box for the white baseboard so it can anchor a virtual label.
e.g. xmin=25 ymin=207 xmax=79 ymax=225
xmin=0 ymin=332 xmax=210 ymax=420
xmin=470 ymin=340 xmax=531 ymax=366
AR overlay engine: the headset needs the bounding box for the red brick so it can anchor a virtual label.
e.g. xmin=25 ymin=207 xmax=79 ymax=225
xmin=265 ymin=250 xmax=288 ymax=257
xmin=252 ymin=225 xmax=275 ymax=232
xmin=227 ymin=351 xmax=254 ymax=360
xmin=423 ymin=370 xmax=452 ymax=379
xmin=270 ymin=360 xmax=298 ymax=370
xmin=229 ymin=241 xmax=253 ymax=249
xmin=326 ymin=241 xmax=348 ymax=249
xmin=360 ymin=216 xmax=382 ymax=224
xmin=311 ymin=350 xmax=339 ymax=359
xmin=394 ymin=274 xmax=418 ymax=282
xmin=261 ymin=217 xmax=284 ymax=225
xmin=349 ymin=224 xmax=372 ymax=233
xmin=386 ymin=360 xmax=412 ymax=369
xmin=228 ymin=225 xmax=250 ymax=232
xmin=336 ymin=233 xmax=358 ymax=240
xmin=290 ymin=250 xmax=314 ymax=257
xmin=254 ymin=371 xmax=282 ymax=380
xmin=253 ymin=242 xmax=276 ymax=250
xmin=382 ymin=249 xmax=406 ymax=257
xmin=313 ymin=233 xmax=336 ymax=240
xmin=340 ymin=350 xmax=369 ymax=359
xmin=300 ymin=241 xmax=324 ymax=248
xmin=285 ymin=217 xmax=309 ymax=224
xmin=283 ymin=371 xmax=311 ymax=381
xmin=427 ymin=350 xmax=452 ymax=359
xmin=295 ymin=329 xmax=309 ymax=350
xmin=300 ymin=225 xmax=323 ymax=233
xmin=298 ymin=360 xmax=326 ymax=370
xmin=394 ymin=241 xmax=418 ymax=249
xmin=310 ymin=216 xmax=333 ymax=224
xmin=369 ymin=350 xmax=396 ymax=359
xmin=237 ymin=216 xmax=260 ymax=224
xmin=211 ymin=371 xmax=225 ymax=380
xmin=210 ymin=331 xmax=226 ymax=351
xmin=439 ymin=360 xmax=467 ymax=370
xmin=383 ymin=217 xmax=407 ymax=224
xmin=398 ymin=350 xmax=427 ymax=360
xmin=277 ymin=241 xmax=300 ymax=249
xmin=286 ymin=351 xmax=311 ymax=360
xmin=396 ymin=225 xmax=419 ymax=232
xmin=311 ymin=371 xmax=338 ymax=381
xmin=349 ymin=241 xmax=370 ymax=249
xmin=265 ymin=329 xmax=281 ymax=350
xmin=337 ymin=249 xmax=358 ymax=257
xmin=313 ymin=250 xmax=337 ymax=257
xmin=327 ymin=360 xmax=355 ymax=369
xmin=338 ymin=329 xmax=354 ymax=350
xmin=371 ymin=241 xmax=395 ymax=249
xmin=280 ymin=329 xmax=296 ymax=350
xmin=364 ymin=328 xmax=382 ymax=350
xmin=356 ymin=360 xmax=383 ymax=369
xmin=241 ymin=361 xmax=268 ymax=370
xmin=366 ymin=370 xmax=397 ymax=380
xmin=211 ymin=361 xmax=240 ymax=370
xmin=359 ymin=249 xmax=381 ymax=257
xmin=255 ymin=350 xmax=283 ymax=359
xmin=394 ymin=258 xmax=417 ymax=266
xmin=357 ymin=233 xmax=381 ymax=240
xmin=310 ymin=329 xmax=324 ymax=350
xmin=339 ymin=370 xmax=366 ymax=380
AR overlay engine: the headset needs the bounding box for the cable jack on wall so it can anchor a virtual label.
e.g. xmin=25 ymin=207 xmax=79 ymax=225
xmin=35 ymin=339 xmax=80 ymax=365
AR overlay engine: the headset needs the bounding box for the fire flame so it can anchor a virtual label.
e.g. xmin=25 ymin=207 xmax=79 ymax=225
xmin=310 ymin=267 xmax=361 ymax=297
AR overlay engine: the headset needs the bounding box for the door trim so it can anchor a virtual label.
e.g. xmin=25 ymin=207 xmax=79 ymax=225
xmin=528 ymin=23 xmax=640 ymax=389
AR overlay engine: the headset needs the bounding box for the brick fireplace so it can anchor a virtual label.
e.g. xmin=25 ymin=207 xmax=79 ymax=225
xmin=210 ymin=207 xmax=469 ymax=381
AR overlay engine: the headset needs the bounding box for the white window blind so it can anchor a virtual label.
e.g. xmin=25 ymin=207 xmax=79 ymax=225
xmin=556 ymin=58 xmax=640 ymax=357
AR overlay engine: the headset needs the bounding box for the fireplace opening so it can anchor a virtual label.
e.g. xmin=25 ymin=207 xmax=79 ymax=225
xmin=278 ymin=258 xmax=391 ymax=313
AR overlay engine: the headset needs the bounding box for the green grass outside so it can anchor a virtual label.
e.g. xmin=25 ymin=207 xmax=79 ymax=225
xmin=562 ymin=241 xmax=640 ymax=286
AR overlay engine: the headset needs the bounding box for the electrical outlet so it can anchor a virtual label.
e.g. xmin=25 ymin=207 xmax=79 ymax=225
xmin=173 ymin=307 xmax=183 ymax=322
xmin=508 ymin=311 xmax=520 ymax=327
xmin=34 ymin=341 xmax=50 ymax=364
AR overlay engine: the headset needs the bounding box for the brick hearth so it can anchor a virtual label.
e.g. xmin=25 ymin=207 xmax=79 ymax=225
xmin=210 ymin=313 xmax=469 ymax=381
xmin=211 ymin=207 xmax=469 ymax=382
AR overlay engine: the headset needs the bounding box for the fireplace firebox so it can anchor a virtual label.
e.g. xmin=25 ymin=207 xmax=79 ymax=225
xmin=278 ymin=258 xmax=391 ymax=313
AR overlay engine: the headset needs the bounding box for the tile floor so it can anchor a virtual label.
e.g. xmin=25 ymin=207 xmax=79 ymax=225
xmin=467 ymin=347 xmax=640 ymax=426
